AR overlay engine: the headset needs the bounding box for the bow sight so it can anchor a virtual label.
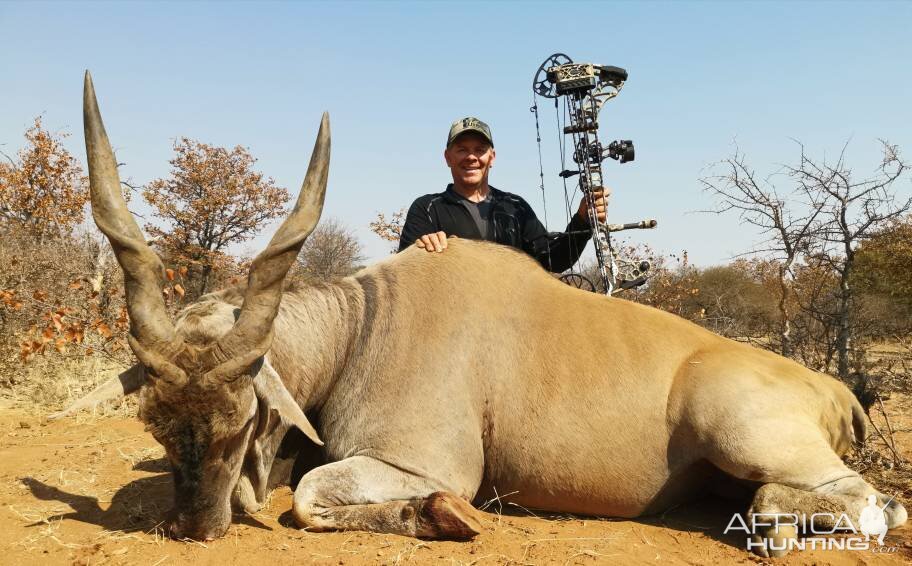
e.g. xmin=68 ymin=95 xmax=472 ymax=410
xmin=531 ymin=53 xmax=657 ymax=295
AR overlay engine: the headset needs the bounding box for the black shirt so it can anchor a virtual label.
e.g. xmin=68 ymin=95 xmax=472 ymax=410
xmin=398 ymin=184 xmax=591 ymax=273
xmin=453 ymin=188 xmax=493 ymax=239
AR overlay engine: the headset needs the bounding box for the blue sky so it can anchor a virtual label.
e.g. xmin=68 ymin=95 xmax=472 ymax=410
xmin=2 ymin=1 xmax=910 ymax=266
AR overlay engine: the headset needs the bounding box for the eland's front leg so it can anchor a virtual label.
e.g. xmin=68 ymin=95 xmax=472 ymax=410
xmin=292 ymin=455 xmax=482 ymax=539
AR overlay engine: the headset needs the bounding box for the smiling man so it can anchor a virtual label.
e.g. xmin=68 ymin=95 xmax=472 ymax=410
xmin=398 ymin=117 xmax=606 ymax=273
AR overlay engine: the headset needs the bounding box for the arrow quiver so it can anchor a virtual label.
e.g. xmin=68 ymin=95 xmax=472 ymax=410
xmin=531 ymin=53 xmax=657 ymax=295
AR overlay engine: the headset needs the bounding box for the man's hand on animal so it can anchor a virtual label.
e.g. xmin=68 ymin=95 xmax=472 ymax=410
xmin=577 ymin=186 xmax=611 ymax=224
xmin=415 ymin=231 xmax=451 ymax=253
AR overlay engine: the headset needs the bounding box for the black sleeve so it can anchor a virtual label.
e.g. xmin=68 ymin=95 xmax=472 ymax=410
xmin=398 ymin=197 xmax=438 ymax=252
xmin=518 ymin=200 xmax=591 ymax=273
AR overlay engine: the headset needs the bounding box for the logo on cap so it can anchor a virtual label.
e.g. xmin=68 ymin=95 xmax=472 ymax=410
xmin=448 ymin=117 xmax=493 ymax=147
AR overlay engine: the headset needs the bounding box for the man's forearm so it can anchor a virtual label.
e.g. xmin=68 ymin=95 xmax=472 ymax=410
xmin=545 ymin=214 xmax=592 ymax=272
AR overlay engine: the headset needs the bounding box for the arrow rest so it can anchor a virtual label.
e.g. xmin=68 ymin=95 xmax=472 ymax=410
xmin=531 ymin=53 xmax=657 ymax=295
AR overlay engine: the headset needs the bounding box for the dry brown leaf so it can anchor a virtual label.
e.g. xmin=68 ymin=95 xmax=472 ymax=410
xmin=96 ymin=322 xmax=113 ymax=338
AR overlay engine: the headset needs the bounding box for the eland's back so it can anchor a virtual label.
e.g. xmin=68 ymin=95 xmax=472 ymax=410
xmin=347 ymin=240 xmax=868 ymax=519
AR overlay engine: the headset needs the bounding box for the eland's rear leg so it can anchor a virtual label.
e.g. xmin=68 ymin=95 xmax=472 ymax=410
xmin=292 ymin=455 xmax=482 ymax=539
xmin=705 ymin=421 xmax=906 ymax=557
xmin=746 ymin=481 xmax=905 ymax=556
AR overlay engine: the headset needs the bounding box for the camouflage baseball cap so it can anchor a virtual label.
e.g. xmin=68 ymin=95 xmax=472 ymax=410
xmin=447 ymin=117 xmax=494 ymax=147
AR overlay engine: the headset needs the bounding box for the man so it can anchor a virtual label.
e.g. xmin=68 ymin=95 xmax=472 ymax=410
xmin=398 ymin=117 xmax=607 ymax=273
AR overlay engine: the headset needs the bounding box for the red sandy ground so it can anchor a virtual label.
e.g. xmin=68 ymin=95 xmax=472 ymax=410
xmin=1 ymin=400 xmax=910 ymax=566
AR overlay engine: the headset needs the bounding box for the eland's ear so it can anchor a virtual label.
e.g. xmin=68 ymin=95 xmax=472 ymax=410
xmin=253 ymin=361 xmax=323 ymax=446
xmin=48 ymin=364 xmax=146 ymax=420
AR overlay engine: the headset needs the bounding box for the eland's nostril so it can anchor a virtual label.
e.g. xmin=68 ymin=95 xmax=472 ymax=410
xmin=167 ymin=520 xmax=228 ymax=542
xmin=166 ymin=514 xmax=198 ymax=540
xmin=164 ymin=506 xmax=231 ymax=541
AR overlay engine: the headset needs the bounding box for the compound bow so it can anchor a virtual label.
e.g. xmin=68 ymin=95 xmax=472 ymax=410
xmin=531 ymin=53 xmax=656 ymax=295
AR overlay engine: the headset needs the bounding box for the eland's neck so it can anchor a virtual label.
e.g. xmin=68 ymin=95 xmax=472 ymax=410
xmin=266 ymin=279 xmax=365 ymax=412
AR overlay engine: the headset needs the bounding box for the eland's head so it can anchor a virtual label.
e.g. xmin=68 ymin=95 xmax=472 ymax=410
xmin=80 ymin=72 xmax=329 ymax=540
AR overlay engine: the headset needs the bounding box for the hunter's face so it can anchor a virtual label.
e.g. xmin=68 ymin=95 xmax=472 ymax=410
xmin=445 ymin=133 xmax=495 ymax=188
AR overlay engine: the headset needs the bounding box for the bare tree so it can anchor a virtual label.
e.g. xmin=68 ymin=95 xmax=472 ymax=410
xmin=791 ymin=140 xmax=911 ymax=377
xmin=297 ymin=218 xmax=365 ymax=281
xmin=701 ymin=146 xmax=823 ymax=357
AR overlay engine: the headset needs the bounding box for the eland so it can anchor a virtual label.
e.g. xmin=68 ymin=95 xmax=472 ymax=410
xmin=56 ymin=73 xmax=907 ymax=557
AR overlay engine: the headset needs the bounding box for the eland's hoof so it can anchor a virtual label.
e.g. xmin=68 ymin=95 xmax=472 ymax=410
xmin=751 ymin=524 xmax=798 ymax=558
xmin=417 ymin=491 xmax=483 ymax=539
xmin=883 ymin=497 xmax=908 ymax=528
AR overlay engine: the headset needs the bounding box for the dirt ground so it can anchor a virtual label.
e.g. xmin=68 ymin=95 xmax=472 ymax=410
xmin=1 ymin=398 xmax=911 ymax=566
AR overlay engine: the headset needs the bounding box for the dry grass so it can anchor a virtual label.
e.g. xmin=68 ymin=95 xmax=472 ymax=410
xmin=1 ymin=355 xmax=133 ymax=417
xmin=846 ymin=394 xmax=912 ymax=504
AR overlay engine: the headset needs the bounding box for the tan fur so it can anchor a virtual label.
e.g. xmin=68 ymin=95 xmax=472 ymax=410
xmin=64 ymin=238 xmax=906 ymax=554
xmin=265 ymin=239 xmax=904 ymax=555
